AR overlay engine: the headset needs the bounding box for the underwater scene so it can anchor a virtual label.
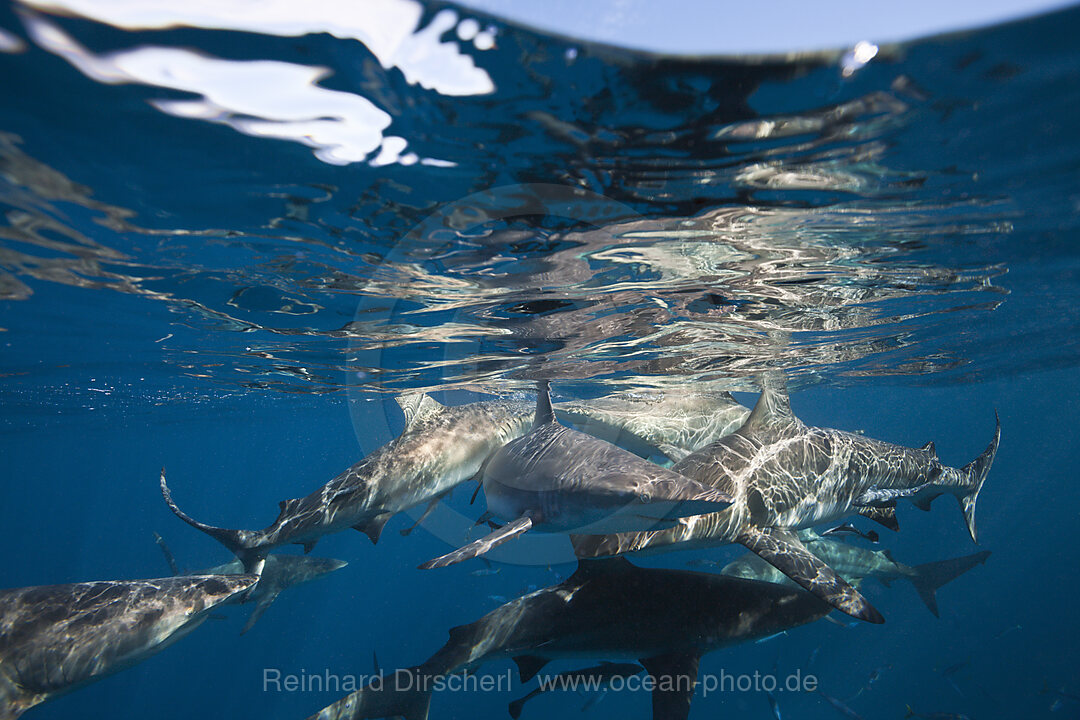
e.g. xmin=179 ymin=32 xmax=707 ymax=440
xmin=1 ymin=1 xmax=1079 ymax=719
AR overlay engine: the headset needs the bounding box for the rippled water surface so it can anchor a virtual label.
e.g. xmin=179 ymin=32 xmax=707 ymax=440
xmin=1 ymin=2 xmax=1078 ymax=719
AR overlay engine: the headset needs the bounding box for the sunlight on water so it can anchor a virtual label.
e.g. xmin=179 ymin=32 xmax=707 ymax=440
xmin=5 ymin=0 xmax=1064 ymax=402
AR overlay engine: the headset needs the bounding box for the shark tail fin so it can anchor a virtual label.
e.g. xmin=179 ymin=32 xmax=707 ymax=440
xmin=158 ymin=469 xmax=266 ymax=575
xmin=306 ymin=667 xmax=432 ymax=720
xmin=508 ymin=696 xmax=527 ymax=720
xmin=906 ymin=550 xmax=991 ymax=617
xmin=957 ymin=412 xmax=1001 ymax=543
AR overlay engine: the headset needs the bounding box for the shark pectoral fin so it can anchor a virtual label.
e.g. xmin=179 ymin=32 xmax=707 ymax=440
xmin=401 ymin=500 xmax=440 ymax=537
xmin=858 ymin=505 xmax=900 ymax=531
xmin=418 ymin=517 xmax=533 ymax=570
xmin=508 ymin=688 xmax=544 ymax=719
xmin=639 ymin=652 xmax=700 ymax=720
xmin=736 ymin=526 xmax=884 ymax=624
xmin=512 ymin=655 xmax=551 ymax=683
xmin=240 ymin=595 xmax=277 ymax=634
xmin=355 ymin=513 xmax=393 ymax=545
xmin=656 ymin=442 xmax=690 ymax=463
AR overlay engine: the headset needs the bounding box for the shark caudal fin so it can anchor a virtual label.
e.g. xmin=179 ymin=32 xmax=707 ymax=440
xmin=306 ymin=668 xmax=433 ymax=720
xmin=906 ymin=550 xmax=991 ymax=617
xmin=957 ymin=413 xmax=1001 ymax=543
xmin=159 ymin=469 xmax=266 ymax=575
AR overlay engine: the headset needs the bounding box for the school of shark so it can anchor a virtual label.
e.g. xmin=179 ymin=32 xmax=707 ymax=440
xmin=0 ymin=377 xmax=1000 ymax=719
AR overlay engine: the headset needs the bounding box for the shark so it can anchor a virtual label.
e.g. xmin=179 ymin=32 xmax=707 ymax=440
xmin=0 ymin=574 xmax=256 ymax=719
xmin=152 ymin=533 xmax=347 ymax=633
xmin=307 ymin=551 xmax=988 ymax=720
xmin=418 ymin=382 xmax=734 ymax=569
xmin=554 ymin=388 xmax=749 ymax=463
xmin=160 ymin=394 xmax=536 ymax=574
xmin=305 ymin=557 xmax=839 ymax=720
xmin=721 ymin=530 xmax=992 ymax=617
xmin=160 ymin=388 xmax=747 ymax=575
xmin=571 ymin=376 xmax=1000 ymax=624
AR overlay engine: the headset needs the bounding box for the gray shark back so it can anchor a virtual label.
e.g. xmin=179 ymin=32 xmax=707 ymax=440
xmin=0 ymin=574 xmax=256 ymax=717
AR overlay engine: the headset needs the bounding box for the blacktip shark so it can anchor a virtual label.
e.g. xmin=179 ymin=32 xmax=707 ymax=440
xmin=305 ymin=557 xmax=839 ymax=720
xmin=161 ymin=388 xmax=747 ymax=575
xmin=419 ymin=382 xmax=734 ymax=569
xmin=721 ymin=530 xmax=992 ymax=617
xmin=153 ymin=533 xmax=347 ymax=633
xmin=160 ymin=394 xmax=537 ymax=574
xmin=0 ymin=574 xmax=256 ymax=719
xmin=572 ymin=375 xmax=1000 ymax=624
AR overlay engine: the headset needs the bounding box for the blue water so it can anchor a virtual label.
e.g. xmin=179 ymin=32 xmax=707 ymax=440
xmin=1 ymin=1 xmax=1079 ymax=718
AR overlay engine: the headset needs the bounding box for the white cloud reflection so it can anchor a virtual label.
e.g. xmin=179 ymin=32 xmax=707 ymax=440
xmin=18 ymin=2 xmax=488 ymax=167
xmin=19 ymin=0 xmax=495 ymax=95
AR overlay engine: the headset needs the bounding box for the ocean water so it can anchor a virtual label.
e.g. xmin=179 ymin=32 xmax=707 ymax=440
xmin=1 ymin=1 xmax=1079 ymax=719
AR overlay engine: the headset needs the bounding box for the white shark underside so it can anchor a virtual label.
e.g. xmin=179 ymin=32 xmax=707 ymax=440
xmin=0 ymin=575 xmax=256 ymax=719
xmin=572 ymin=376 xmax=1000 ymax=623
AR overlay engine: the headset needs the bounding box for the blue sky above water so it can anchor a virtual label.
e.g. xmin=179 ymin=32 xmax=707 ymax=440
xmin=458 ymin=0 xmax=1078 ymax=53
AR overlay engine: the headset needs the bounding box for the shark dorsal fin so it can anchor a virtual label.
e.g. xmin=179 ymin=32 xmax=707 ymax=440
xmin=920 ymin=441 xmax=937 ymax=457
xmin=395 ymin=393 xmax=443 ymax=427
xmin=568 ymin=556 xmax=634 ymax=584
xmin=743 ymin=373 xmax=798 ymax=433
xmin=533 ymin=380 xmax=554 ymax=428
